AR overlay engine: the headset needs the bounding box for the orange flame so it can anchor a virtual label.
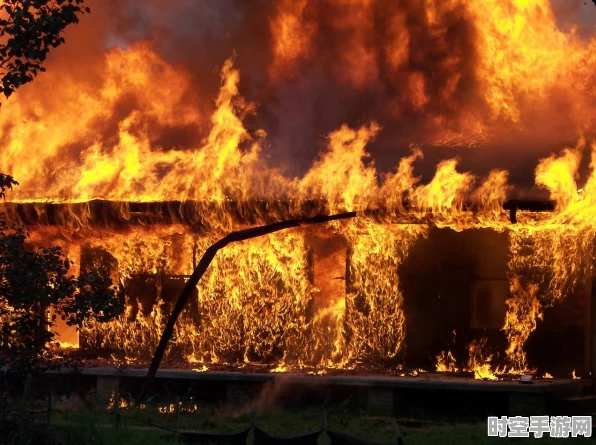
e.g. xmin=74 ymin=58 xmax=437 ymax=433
xmin=0 ymin=0 xmax=594 ymax=377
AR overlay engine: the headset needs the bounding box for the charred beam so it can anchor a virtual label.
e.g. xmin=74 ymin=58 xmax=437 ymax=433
xmin=502 ymin=200 xmax=556 ymax=224
xmin=0 ymin=199 xmax=558 ymax=228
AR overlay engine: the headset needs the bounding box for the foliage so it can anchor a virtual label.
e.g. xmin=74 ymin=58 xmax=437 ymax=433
xmin=0 ymin=174 xmax=17 ymax=198
xmin=0 ymin=217 xmax=124 ymax=377
xmin=0 ymin=0 xmax=89 ymax=101
xmin=0 ymin=0 xmax=107 ymax=381
xmin=3 ymin=411 xmax=176 ymax=445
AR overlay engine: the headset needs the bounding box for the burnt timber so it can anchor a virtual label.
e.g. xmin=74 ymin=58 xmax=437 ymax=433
xmin=0 ymin=199 xmax=556 ymax=228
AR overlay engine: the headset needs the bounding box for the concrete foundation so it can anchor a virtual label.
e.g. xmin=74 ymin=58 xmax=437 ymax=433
xmin=96 ymin=375 xmax=119 ymax=404
xmin=46 ymin=368 xmax=593 ymax=418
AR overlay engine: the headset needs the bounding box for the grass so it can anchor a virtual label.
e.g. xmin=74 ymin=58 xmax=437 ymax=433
xmin=6 ymin=417 xmax=596 ymax=445
xmin=46 ymin=425 xmax=173 ymax=445
xmin=43 ymin=405 xmax=594 ymax=444
xmin=3 ymin=396 xmax=594 ymax=444
xmin=2 ymin=414 xmax=175 ymax=445
xmin=403 ymin=423 xmax=594 ymax=444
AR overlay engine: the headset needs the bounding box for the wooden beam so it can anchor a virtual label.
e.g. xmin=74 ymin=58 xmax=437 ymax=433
xmin=0 ymin=199 xmax=557 ymax=228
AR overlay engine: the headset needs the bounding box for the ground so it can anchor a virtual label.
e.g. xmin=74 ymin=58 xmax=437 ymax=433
xmin=4 ymin=400 xmax=593 ymax=444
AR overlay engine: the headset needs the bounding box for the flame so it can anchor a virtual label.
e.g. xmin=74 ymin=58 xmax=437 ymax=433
xmin=299 ymin=123 xmax=380 ymax=213
xmin=0 ymin=0 xmax=594 ymax=378
xmin=344 ymin=223 xmax=425 ymax=367
xmin=107 ymin=391 xmax=129 ymax=410
xmin=192 ymin=365 xmax=208 ymax=372
xmin=436 ymin=350 xmax=458 ymax=373
xmin=468 ymin=339 xmax=499 ymax=381
xmin=270 ymin=0 xmax=315 ymax=77
xmin=157 ymin=402 xmax=198 ymax=414
xmin=158 ymin=404 xmax=176 ymax=414
xmin=270 ymin=365 xmax=288 ymax=373
xmin=57 ymin=341 xmax=79 ymax=349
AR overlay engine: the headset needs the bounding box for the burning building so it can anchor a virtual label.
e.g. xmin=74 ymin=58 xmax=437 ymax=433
xmin=1 ymin=0 xmax=596 ymax=380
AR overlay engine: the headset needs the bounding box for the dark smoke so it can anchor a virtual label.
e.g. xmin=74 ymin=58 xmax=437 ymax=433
xmin=29 ymin=0 xmax=596 ymax=190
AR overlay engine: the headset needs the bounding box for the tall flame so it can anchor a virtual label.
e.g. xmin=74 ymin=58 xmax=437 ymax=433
xmin=0 ymin=0 xmax=595 ymax=375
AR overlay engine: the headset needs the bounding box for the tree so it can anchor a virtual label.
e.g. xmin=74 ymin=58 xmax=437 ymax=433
xmin=0 ymin=0 xmax=122 ymax=379
xmin=0 ymin=174 xmax=17 ymax=198
xmin=0 ymin=217 xmax=124 ymax=377
xmin=0 ymin=0 xmax=86 ymax=201
xmin=0 ymin=0 xmax=89 ymax=101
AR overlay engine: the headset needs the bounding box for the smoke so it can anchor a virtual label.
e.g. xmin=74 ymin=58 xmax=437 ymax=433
xmin=218 ymin=377 xmax=328 ymax=418
xmin=551 ymin=0 xmax=596 ymax=37
xmin=4 ymin=0 xmax=596 ymax=195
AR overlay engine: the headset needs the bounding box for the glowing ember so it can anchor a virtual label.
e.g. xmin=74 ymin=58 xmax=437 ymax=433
xmin=192 ymin=365 xmax=208 ymax=373
xmin=108 ymin=392 xmax=129 ymax=410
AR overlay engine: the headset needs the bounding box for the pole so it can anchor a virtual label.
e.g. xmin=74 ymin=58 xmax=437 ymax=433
xmin=174 ymin=396 xmax=181 ymax=441
xmin=137 ymin=211 xmax=357 ymax=403
xmin=46 ymin=391 xmax=52 ymax=426
xmin=113 ymin=384 xmax=120 ymax=429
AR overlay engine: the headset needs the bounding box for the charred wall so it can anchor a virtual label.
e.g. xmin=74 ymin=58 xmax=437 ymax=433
xmin=399 ymin=228 xmax=589 ymax=375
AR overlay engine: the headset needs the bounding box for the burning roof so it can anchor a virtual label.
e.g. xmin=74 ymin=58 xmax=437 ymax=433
xmin=0 ymin=0 xmax=595 ymax=378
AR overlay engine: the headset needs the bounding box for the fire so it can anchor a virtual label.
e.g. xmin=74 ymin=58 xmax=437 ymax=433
xmin=299 ymin=123 xmax=380 ymax=213
xmin=56 ymin=341 xmax=79 ymax=349
xmin=471 ymin=0 xmax=576 ymax=122
xmin=436 ymin=350 xmax=458 ymax=373
xmin=270 ymin=365 xmax=288 ymax=373
xmin=467 ymin=339 xmax=499 ymax=381
xmin=158 ymin=404 xmax=176 ymax=414
xmin=270 ymin=0 xmax=315 ymax=77
xmin=344 ymin=224 xmax=424 ymax=366
xmin=502 ymin=276 xmax=542 ymax=372
xmin=0 ymin=0 xmax=594 ymax=377
xmin=157 ymin=402 xmax=198 ymax=414
xmin=192 ymin=365 xmax=208 ymax=373
xmin=108 ymin=391 xmax=129 ymax=410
